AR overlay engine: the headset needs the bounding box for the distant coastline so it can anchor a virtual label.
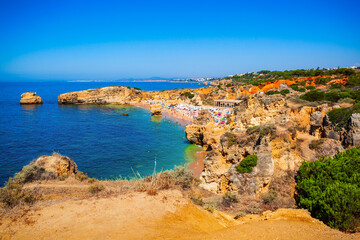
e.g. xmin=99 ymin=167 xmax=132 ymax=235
xmin=68 ymin=80 xmax=195 ymax=83
xmin=68 ymin=78 xmax=217 ymax=83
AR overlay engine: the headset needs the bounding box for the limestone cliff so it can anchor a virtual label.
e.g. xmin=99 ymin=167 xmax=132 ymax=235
xmin=233 ymin=93 xmax=287 ymax=130
xmin=57 ymin=86 xmax=216 ymax=109
xmin=186 ymin=110 xmax=228 ymax=148
xmin=58 ymin=86 xmax=140 ymax=104
xmin=186 ymin=93 xmax=357 ymax=195
xmin=345 ymin=113 xmax=360 ymax=147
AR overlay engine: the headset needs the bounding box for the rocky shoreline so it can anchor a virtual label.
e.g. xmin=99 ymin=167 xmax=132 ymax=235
xmin=55 ymin=86 xmax=217 ymax=178
xmin=55 ymin=83 xmax=360 ymax=196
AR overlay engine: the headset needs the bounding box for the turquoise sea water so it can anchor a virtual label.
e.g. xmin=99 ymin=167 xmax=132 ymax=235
xmin=0 ymin=81 xmax=204 ymax=184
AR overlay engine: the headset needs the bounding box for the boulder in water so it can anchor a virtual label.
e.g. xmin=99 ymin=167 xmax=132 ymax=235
xmin=150 ymin=104 xmax=162 ymax=115
xmin=20 ymin=92 xmax=43 ymax=104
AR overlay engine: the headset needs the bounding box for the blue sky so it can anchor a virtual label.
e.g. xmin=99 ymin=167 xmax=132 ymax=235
xmin=1 ymin=0 xmax=359 ymax=81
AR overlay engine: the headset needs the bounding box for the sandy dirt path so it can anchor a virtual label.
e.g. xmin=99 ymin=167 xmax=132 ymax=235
xmin=1 ymin=190 xmax=358 ymax=240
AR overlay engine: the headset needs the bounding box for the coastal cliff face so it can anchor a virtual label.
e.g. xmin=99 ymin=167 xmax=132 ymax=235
xmin=56 ymin=83 xmax=360 ymax=196
xmin=232 ymin=94 xmax=287 ymax=130
xmin=185 ymin=110 xmax=228 ymax=147
xmin=57 ymin=85 xmax=215 ymax=106
xmin=20 ymin=92 xmax=43 ymax=104
xmin=58 ymin=86 xmax=141 ymax=104
xmin=186 ymin=93 xmax=359 ymax=195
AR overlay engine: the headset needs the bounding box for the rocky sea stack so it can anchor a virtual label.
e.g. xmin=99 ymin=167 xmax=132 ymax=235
xmin=20 ymin=92 xmax=43 ymax=104
xmin=150 ymin=104 xmax=162 ymax=115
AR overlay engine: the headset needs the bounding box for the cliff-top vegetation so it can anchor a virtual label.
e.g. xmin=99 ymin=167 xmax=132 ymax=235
xmin=235 ymin=155 xmax=258 ymax=173
xmin=224 ymin=67 xmax=358 ymax=86
xmin=296 ymin=148 xmax=360 ymax=232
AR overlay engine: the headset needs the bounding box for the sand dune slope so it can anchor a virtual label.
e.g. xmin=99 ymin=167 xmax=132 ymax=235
xmin=0 ymin=190 xmax=358 ymax=240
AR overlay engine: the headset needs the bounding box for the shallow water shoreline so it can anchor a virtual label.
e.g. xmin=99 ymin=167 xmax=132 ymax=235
xmin=188 ymin=150 xmax=206 ymax=178
xmin=131 ymin=102 xmax=193 ymax=127
xmin=131 ymin=102 xmax=204 ymax=178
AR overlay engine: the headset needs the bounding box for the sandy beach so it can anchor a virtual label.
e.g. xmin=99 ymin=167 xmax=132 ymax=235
xmin=132 ymin=102 xmax=206 ymax=178
xmin=188 ymin=150 xmax=206 ymax=178
xmin=132 ymin=102 xmax=194 ymax=126
xmin=161 ymin=107 xmax=193 ymax=126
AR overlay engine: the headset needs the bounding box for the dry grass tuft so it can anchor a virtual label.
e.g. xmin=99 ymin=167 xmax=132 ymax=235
xmin=0 ymin=178 xmax=41 ymax=208
xmin=146 ymin=189 xmax=158 ymax=196
xmin=88 ymin=183 xmax=105 ymax=194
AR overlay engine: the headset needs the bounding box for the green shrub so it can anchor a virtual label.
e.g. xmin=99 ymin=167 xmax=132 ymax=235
xmin=338 ymin=98 xmax=355 ymax=104
xmin=299 ymin=81 xmax=307 ymax=86
xmin=169 ymin=166 xmax=195 ymax=189
xmin=204 ymin=200 xmax=219 ymax=213
xmin=330 ymin=83 xmax=342 ymax=89
xmin=290 ymin=84 xmax=305 ymax=92
xmin=296 ymin=148 xmax=360 ymax=232
xmin=346 ymin=73 xmax=360 ymax=87
xmin=246 ymin=126 xmax=260 ymax=135
xmin=300 ymin=88 xmax=360 ymax=103
xmin=259 ymin=125 xmax=277 ymax=139
xmin=221 ymin=132 xmax=238 ymax=147
xmin=338 ymin=91 xmax=353 ymax=99
xmin=265 ymin=89 xmax=289 ymax=96
xmin=246 ymin=202 xmax=262 ymax=214
xmin=324 ymin=91 xmax=341 ymax=102
xmin=234 ymin=211 xmax=246 ymax=219
xmin=88 ymin=178 xmax=96 ymax=183
xmin=222 ymin=192 xmax=239 ymax=207
xmin=88 ymin=183 xmax=104 ymax=194
xmin=330 ymin=68 xmax=356 ymax=76
xmin=315 ymin=77 xmax=331 ymax=85
xmin=290 ymin=84 xmax=299 ymax=91
xmin=262 ymin=189 xmax=278 ymax=204
xmin=309 ymin=139 xmax=325 ymax=150
xmin=299 ymin=90 xmax=325 ymax=101
xmin=306 ymin=86 xmax=316 ymax=90
xmin=14 ymin=165 xmax=55 ymax=183
xmin=189 ymin=194 xmax=204 ymax=206
xmin=280 ymin=89 xmax=290 ymax=96
xmin=75 ymin=171 xmax=88 ymax=181
xmin=182 ymin=92 xmax=195 ymax=99
xmin=0 ymin=178 xmax=41 ymax=208
xmin=126 ymin=86 xmax=141 ymax=91
xmin=327 ymin=103 xmax=360 ymax=131
xmin=236 ymin=155 xmax=258 ymax=173
xmin=58 ymin=173 xmax=69 ymax=181
xmin=265 ymin=90 xmax=280 ymax=95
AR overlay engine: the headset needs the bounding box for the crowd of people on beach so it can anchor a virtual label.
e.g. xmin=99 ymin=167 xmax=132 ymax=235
xmin=148 ymin=100 xmax=232 ymax=125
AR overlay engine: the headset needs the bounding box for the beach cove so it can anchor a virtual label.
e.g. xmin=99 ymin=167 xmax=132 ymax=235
xmin=0 ymin=81 xmax=206 ymax=184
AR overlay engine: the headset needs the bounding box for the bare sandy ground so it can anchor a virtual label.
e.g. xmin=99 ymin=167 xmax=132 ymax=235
xmin=1 ymin=189 xmax=358 ymax=240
